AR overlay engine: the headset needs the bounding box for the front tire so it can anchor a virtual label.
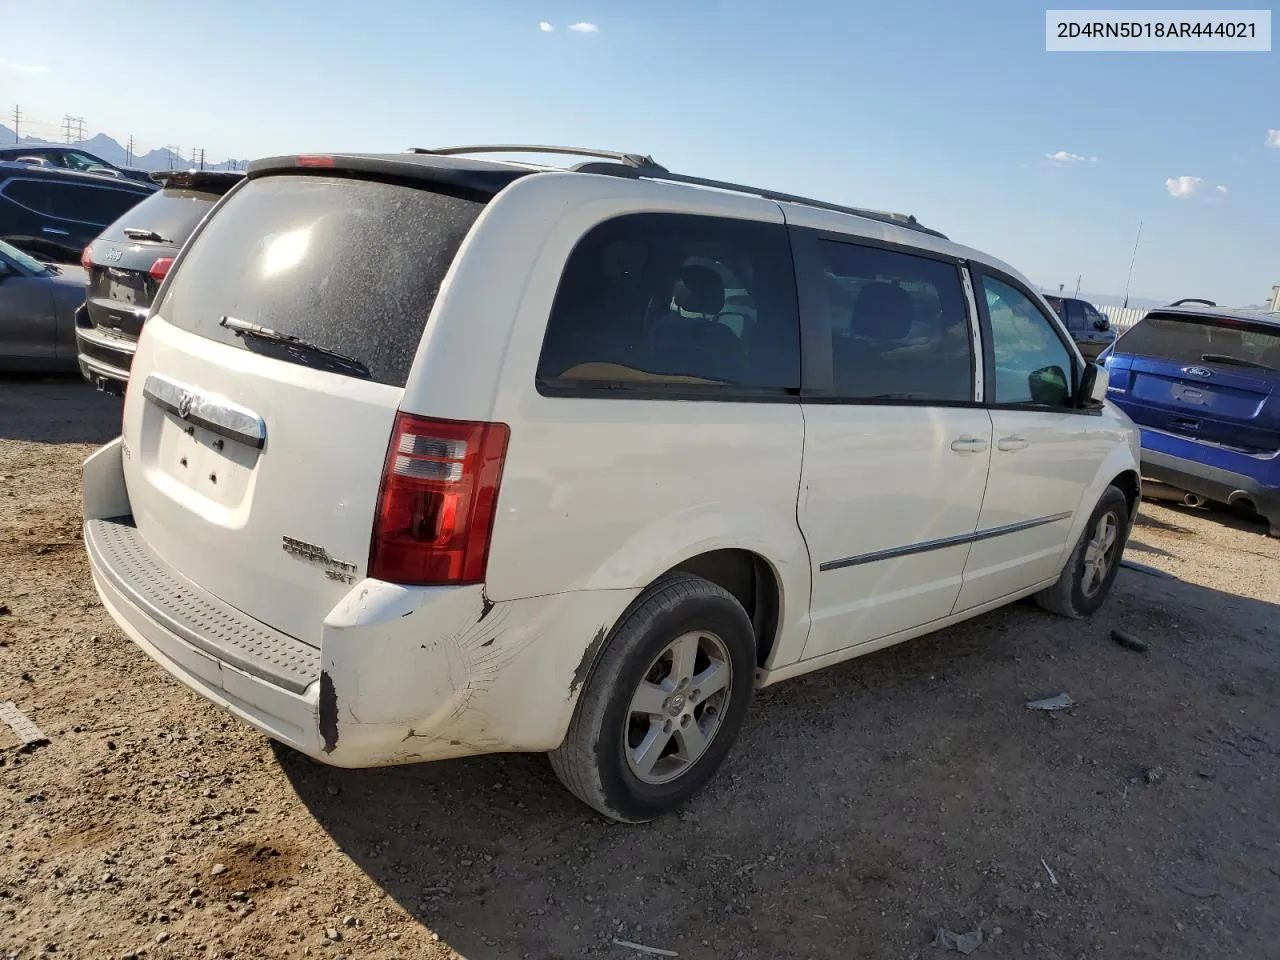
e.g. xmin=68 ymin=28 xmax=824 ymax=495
xmin=1036 ymin=485 xmax=1130 ymax=619
xmin=549 ymin=573 xmax=756 ymax=822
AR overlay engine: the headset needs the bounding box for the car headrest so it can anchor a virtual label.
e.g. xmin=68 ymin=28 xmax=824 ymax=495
xmin=851 ymin=281 xmax=914 ymax=339
xmin=672 ymin=265 xmax=725 ymax=316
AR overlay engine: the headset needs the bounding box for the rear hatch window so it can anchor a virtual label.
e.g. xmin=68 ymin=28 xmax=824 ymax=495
xmin=1118 ymin=313 xmax=1280 ymax=371
xmin=98 ymin=187 xmax=224 ymax=248
xmin=154 ymin=174 xmax=485 ymax=387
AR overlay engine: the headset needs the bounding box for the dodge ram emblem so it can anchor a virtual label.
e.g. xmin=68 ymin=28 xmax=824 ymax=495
xmin=177 ymin=392 xmax=194 ymax=419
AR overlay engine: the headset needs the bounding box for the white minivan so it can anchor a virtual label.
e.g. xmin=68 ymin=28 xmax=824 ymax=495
xmin=83 ymin=146 xmax=1140 ymax=821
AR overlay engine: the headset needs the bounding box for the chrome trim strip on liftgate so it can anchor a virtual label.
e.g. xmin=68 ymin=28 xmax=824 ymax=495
xmin=819 ymin=511 xmax=1074 ymax=572
xmin=142 ymin=372 xmax=267 ymax=450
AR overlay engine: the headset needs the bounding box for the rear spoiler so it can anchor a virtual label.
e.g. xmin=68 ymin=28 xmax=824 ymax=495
xmin=246 ymin=154 xmax=530 ymax=199
xmin=150 ymin=170 xmax=246 ymax=194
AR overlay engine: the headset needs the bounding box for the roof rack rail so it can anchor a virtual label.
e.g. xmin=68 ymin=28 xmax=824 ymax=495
xmin=412 ymin=145 xmax=946 ymax=240
xmin=1169 ymin=298 xmax=1216 ymax=307
xmin=577 ymin=162 xmax=947 ymax=240
xmin=409 ymin=144 xmax=665 ymax=170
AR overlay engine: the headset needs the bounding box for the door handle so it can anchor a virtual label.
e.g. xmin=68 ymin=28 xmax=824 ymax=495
xmin=950 ymin=436 xmax=989 ymax=453
xmin=998 ymin=435 xmax=1029 ymax=452
xmin=41 ymin=227 xmax=70 ymax=236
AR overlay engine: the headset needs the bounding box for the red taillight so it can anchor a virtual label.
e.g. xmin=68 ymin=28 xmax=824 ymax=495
xmin=148 ymin=257 xmax=175 ymax=282
xmin=368 ymin=413 xmax=510 ymax=586
xmin=296 ymin=155 xmax=335 ymax=167
xmin=80 ymin=246 xmax=93 ymax=271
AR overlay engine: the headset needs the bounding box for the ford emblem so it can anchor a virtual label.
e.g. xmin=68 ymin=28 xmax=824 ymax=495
xmin=1183 ymin=366 xmax=1212 ymax=379
xmin=177 ymin=392 xmax=194 ymax=419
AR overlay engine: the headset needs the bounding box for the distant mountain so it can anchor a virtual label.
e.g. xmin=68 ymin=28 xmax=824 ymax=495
xmin=0 ymin=124 xmax=245 ymax=172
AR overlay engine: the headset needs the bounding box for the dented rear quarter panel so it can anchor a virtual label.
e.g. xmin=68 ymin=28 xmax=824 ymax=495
xmin=317 ymin=579 xmax=639 ymax=764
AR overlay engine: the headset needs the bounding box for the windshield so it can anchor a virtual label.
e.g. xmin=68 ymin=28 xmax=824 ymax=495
xmin=1118 ymin=313 xmax=1280 ymax=371
xmin=0 ymin=238 xmax=51 ymax=275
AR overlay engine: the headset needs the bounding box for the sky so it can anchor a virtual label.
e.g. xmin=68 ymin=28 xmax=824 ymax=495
xmin=2 ymin=0 xmax=1277 ymax=305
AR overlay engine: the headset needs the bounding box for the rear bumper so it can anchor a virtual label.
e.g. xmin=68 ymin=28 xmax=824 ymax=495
xmin=82 ymin=439 xmax=636 ymax=767
xmin=1139 ymin=430 xmax=1279 ymax=528
xmin=75 ymin=306 xmax=135 ymax=395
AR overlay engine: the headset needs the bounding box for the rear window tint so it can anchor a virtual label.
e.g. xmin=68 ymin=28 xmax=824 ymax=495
xmin=100 ymin=188 xmax=222 ymax=246
xmin=1119 ymin=314 xmax=1280 ymax=370
xmin=156 ymin=175 xmax=484 ymax=387
xmin=537 ymin=213 xmax=800 ymax=394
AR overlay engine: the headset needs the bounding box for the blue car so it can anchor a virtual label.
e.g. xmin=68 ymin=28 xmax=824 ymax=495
xmin=1100 ymin=300 xmax=1279 ymax=537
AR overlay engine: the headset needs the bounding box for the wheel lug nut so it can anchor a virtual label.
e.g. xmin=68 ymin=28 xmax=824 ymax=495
xmin=663 ymin=720 xmax=672 ymax=733
xmin=680 ymin=715 xmax=690 ymax=727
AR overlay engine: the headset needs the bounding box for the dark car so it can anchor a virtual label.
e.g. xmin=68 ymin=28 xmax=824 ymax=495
xmin=0 ymin=145 xmax=156 ymax=185
xmin=0 ymin=162 xmax=156 ymax=264
xmin=1044 ymin=295 xmax=1115 ymax=361
xmin=1100 ymin=301 xmax=1280 ymax=536
xmin=76 ymin=170 xmax=243 ymax=393
xmin=0 ymin=238 xmax=88 ymax=372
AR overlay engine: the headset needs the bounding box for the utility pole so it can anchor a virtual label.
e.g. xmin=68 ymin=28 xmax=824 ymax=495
xmin=61 ymin=116 xmax=86 ymax=143
xmin=1073 ymin=274 xmax=1082 ymax=298
xmin=126 ymin=135 xmax=135 ymax=165
xmin=193 ymin=147 xmax=205 ymax=171
xmin=166 ymin=146 xmax=181 ymax=170
xmin=10 ymin=105 xmax=21 ymax=142
xmin=1122 ymin=221 xmax=1143 ymax=309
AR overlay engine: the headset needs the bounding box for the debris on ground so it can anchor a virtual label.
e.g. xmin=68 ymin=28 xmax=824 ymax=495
xmin=1026 ymin=693 xmax=1075 ymax=711
xmin=1144 ymin=766 xmax=1165 ymax=785
xmin=0 ymin=603 xmax=10 ymax=615
xmin=1041 ymin=858 xmax=1059 ymax=886
xmin=932 ymin=926 xmax=984 ymax=954
xmin=613 ymin=938 xmax=679 ymax=957
xmin=1111 ymin=628 xmax=1150 ymax=653
xmin=0 ymin=700 xmax=49 ymax=748
xmin=1172 ymin=879 xmax=1220 ymax=899
xmin=1120 ymin=559 xmax=1174 ymax=580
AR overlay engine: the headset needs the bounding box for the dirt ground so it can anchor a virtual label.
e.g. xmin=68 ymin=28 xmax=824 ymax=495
xmin=1 ymin=377 xmax=1277 ymax=960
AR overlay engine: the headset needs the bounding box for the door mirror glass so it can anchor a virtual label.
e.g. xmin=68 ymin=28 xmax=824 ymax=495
xmin=1093 ymin=317 xmax=1109 ymax=331
xmin=1078 ymin=363 xmax=1110 ymax=406
xmin=1028 ymin=364 xmax=1070 ymax=406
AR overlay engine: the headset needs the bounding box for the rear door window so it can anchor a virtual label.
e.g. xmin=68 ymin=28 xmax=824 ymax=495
xmin=155 ymin=174 xmax=485 ymax=387
xmin=795 ymin=238 xmax=973 ymax=402
xmin=537 ymin=213 xmax=800 ymax=395
xmin=1119 ymin=313 xmax=1280 ymax=371
xmin=2 ymin=178 xmax=144 ymax=225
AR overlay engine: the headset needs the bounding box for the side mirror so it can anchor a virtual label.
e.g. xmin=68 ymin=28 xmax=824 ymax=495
xmin=1078 ymin=363 xmax=1110 ymax=407
xmin=1093 ymin=317 xmax=1109 ymax=331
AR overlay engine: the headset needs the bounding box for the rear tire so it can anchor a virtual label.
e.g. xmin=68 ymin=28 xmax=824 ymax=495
xmin=549 ymin=572 xmax=756 ymax=823
xmin=1036 ymin=485 xmax=1129 ymax=619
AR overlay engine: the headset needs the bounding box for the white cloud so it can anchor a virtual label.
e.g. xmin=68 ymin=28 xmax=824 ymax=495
xmin=538 ymin=21 xmax=554 ymax=32
xmin=0 ymin=59 xmax=49 ymax=74
xmin=1165 ymin=175 xmax=1202 ymax=198
xmin=1046 ymin=151 xmax=1096 ymax=164
xmin=1266 ymin=129 xmax=1280 ymax=148
xmin=1216 ymin=184 xmax=1228 ymax=194
xmin=568 ymin=22 xmax=599 ymax=33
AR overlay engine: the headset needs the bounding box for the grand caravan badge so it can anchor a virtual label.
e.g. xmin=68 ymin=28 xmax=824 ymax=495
xmin=281 ymin=536 xmax=358 ymax=584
